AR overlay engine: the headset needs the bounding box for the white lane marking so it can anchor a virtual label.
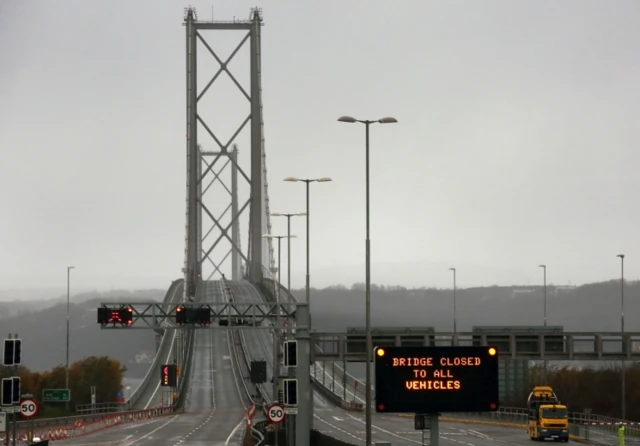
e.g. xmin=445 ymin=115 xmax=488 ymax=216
xmin=144 ymin=328 xmax=177 ymax=409
xmin=314 ymin=414 xmax=365 ymax=443
xmin=345 ymin=413 xmax=477 ymax=445
xmin=224 ymin=419 xmax=245 ymax=445
xmin=121 ymin=415 xmax=178 ymax=446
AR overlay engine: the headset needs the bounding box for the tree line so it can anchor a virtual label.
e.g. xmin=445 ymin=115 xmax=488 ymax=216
xmin=504 ymin=363 xmax=640 ymax=421
xmin=0 ymin=356 xmax=125 ymax=416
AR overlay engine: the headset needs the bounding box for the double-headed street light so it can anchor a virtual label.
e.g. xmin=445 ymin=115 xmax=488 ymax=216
xmin=282 ymin=177 xmax=332 ymax=307
xmin=283 ymin=177 xmax=331 ymax=435
xmin=337 ymin=115 xmax=397 ymax=446
xmin=270 ymin=212 xmax=307 ymax=291
xmin=66 ymin=265 xmax=75 ymax=411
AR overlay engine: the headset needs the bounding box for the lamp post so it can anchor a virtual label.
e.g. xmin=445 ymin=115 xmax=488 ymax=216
xmin=282 ymin=178 xmax=332 ymax=308
xmin=270 ymin=212 xmax=307 ymax=291
xmin=538 ymin=264 xmax=547 ymax=385
xmin=617 ymin=253 xmax=626 ymax=420
xmin=449 ymin=268 xmax=457 ymax=334
xmin=262 ymin=235 xmax=296 ymax=404
xmin=66 ymin=266 xmax=75 ymax=411
xmin=338 ymin=115 xmax=398 ymax=446
xmin=283 ymin=177 xmax=331 ymax=437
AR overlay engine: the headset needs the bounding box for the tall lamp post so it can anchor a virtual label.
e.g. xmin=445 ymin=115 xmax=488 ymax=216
xmin=262 ymin=235 xmax=296 ymax=398
xmin=66 ymin=266 xmax=75 ymax=411
xmin=449 ymin=268 xmax=457 ymax=335
xmin=283 ymin=176 xmax=331 ymax=435
xmin=282 ymin=178 xmax=332 ymax=307
xmin=617 ymin=253 xmax=626 ymax=420
xmin=270 ymin=212 xmax=307 ymax=291
xmin=538 ymin=264 xmax=547 ymax=384
xmin=338 ymin=115 xmax=397 ymax=446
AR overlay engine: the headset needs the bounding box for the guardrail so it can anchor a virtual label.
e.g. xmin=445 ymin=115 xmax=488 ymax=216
xmin=6 ymin=406 xmax=173 ymax=443
xmin=441 ymin=406 xmax=640 ymax=441
xmin=75 ymin=402 xmax=126 ymax=414
xmin=127 ymin=278 xmax=183 ymax=408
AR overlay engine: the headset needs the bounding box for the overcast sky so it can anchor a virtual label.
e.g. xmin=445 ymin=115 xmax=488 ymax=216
xmin=1 ymin=0 xmax=639 ymax=292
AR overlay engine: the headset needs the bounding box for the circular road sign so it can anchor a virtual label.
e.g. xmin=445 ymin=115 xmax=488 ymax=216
xmin=20 ymin=398 xmax=38 ymax=418
xmin=266 ymin=403 xmax=285 ymax=423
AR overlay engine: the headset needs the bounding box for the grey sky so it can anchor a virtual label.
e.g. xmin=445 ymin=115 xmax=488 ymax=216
xmin=1 ymin=0 xmax=639 ymax=291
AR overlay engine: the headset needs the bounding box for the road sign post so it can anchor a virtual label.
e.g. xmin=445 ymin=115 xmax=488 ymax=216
xmin=42 ymin=389 xmax=70 ymax=403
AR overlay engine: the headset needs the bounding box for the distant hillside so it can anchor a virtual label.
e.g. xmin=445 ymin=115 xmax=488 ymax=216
xmin=0 ymin=289 xmax=166 ymax=377
xmin=0 ymin=288 xmax=165 ymax=320
xmin=303 ymin=280 xmax=640 ymax=332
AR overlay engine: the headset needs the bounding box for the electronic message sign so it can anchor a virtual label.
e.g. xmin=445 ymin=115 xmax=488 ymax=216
xmin=374 ymin=346 xmax=499 ymax=413
xmin=161 ymin=364 xmax=177 ymax=387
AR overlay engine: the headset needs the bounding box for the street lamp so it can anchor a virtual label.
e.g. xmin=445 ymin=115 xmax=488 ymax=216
xmin=283 ymin=177 xmax=331 ymax=439
xmin=263 ymin=234 xmax=296 ymax=403
xmin=282 ymin=177 xmax=332 ymax=307
xmin=617 ymin=253 xmax=626 ymax=420
xmin=270 ymin=212 xmax=307 ymax=291
xmin=66 ymin=266 xmax=75 ymax=411
xmin=338 ymin=114 xmax=397 ymax=446
xmin=449 ymin=268 xmax=457 ymax=334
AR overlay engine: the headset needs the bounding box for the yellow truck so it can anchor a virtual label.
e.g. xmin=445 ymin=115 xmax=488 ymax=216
xmin=527 ymin=386 xmax=570 ymax=442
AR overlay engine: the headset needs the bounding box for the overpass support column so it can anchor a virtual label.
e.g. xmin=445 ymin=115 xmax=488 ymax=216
xmin=295 ymin=303 xmax=311 ymax=446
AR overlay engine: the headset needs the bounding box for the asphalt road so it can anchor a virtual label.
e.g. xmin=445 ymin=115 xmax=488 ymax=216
xmin=131 ymin=282 xmax=183 ymax=411
xmin=56 ymin=279 xmax=605 ymax=446
xmin=228 ymin=279 xmax=612 ymax=446
xmin=59 ymin=280 xmax=247 ymax=446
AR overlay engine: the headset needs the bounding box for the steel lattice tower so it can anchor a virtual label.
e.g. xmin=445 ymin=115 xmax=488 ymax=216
xmin=183 ymin=6 xmax=275 ymax=300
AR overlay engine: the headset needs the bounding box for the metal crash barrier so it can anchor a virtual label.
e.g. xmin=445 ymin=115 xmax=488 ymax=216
xmin=2 ymin=406 xmax=173 ymax=444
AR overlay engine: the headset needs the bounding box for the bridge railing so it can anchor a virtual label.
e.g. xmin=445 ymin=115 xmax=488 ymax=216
xmin=127 ymin=278 xmax=183 ymax=409
xmin=444 ymin=406 xmax=640 ymax=440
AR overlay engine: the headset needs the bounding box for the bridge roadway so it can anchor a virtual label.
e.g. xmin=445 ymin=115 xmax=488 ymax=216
xmin=130 ymin=281 xmax=184 ymax=411
xmin=230 ymin=279 xmax=562 ymax=446
xmin=62 ymin=280 xmax=247 ymax=446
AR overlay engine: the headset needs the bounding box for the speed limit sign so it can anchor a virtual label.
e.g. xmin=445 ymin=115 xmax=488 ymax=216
xmin=20 ymin=398 xmax=38 ymax=418
xmin=266 ymin=403 xmax=285 ymax=423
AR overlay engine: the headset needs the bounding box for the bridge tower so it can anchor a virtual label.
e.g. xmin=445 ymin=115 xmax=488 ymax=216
xmin=183 ymin=6 xmax=275 ymax=299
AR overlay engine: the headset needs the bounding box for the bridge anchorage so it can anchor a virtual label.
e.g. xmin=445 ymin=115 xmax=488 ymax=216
xmin=183 ymin=5 xmax=275 ymax=303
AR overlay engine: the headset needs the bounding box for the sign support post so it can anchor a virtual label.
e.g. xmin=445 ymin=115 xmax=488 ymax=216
xmin=294 ymin=303 xmax=311 ymax=446
xmin=429 ymin=414 xmax=439 ymax=446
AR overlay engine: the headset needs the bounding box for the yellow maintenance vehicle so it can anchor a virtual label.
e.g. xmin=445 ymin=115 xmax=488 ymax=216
xmin=527 ymin=386 xmax=570 ymax=442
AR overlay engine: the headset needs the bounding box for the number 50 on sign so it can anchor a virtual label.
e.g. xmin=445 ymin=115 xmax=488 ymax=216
xmin=266 ymin=403 xmax=285 ymax=423
xmin=20 ymin=399 xmax=38 ymax=418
